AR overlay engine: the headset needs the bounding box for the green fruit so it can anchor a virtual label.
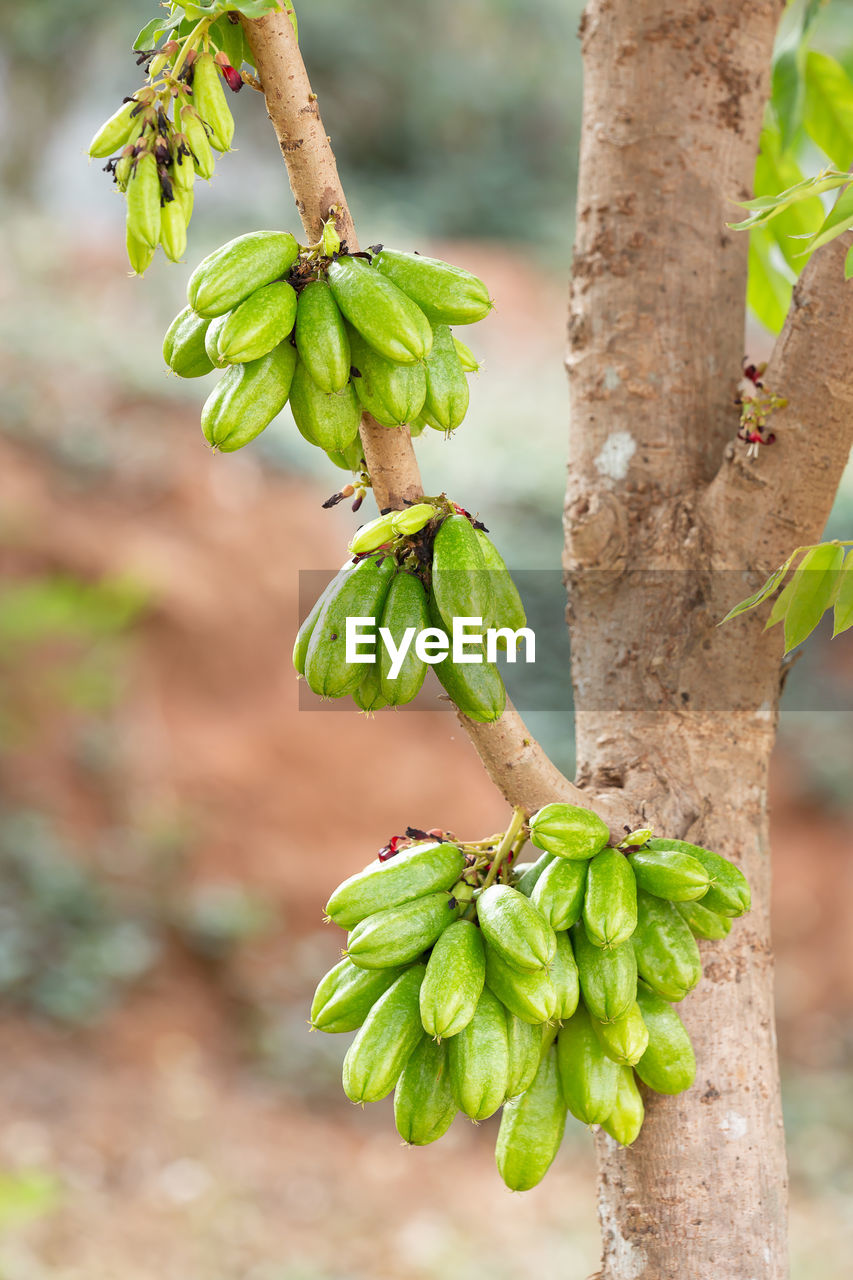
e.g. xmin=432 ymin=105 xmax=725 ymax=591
xmin=447 ymin=986 xmax=509 ymax=1120
xmin=289 ymin=361 xmax=361 ymax=452
xmin=294 ymin=280 xmax=351 ymax=393
xmin=292 ymin=563 xmax=354 ymax=676
xmin=514 ymin=851 xmax=555 ymax=898
xmin=324 ymin=437 xmax=366 ymax=473
xmin=550 ymin=931 xmax=580 ymax=1021
xmin=591 ymin=1002 xmax=649 ymax=1066
xmin=371 ymin=249 xmax=492 ymax=326
xmin=159 ymin=197 xmax=188 ymax=263
xmin=394 ymin=1036 xmax=456 ymax=1144
xmin=303 ymin=553 xmax=395 ymax=699
xmin=348 ymin=328 xmax=427 ymax=428
xmin=378 ymin=572 xmax=430 ymax=706
xmin=529 ymin=803 xmax=610 ymax=862
xmin=420 ymin=919 xmax=486 ymax=1039
xmin=635 ymin=981 xmax=696 ymax=1094
xmin=646 ymin=838 xmax=750 ymax=917
xmin=192 ymin=52 xmax=234 ymax=152
xmin=476 ymin=885 xmax=556 ymax=973
xmin=453 ymin=335 xmax=481 ymax=373
xmin=422 ymin=324 xmax=469 ymax=432
xmin=205 ymin=312 xmax=231 ymax=366
xmin=163 ymin=306 xmax=215 ymax=378
xmin=496 ymin=1048 xmax=566 ymax=1191
xmin=353 ymin=663 xmax=388 ymax=712
xmin=310 ymin=957 xmax=406 ymax=1033
xmin=483 ymin=941 xmax=557 ymax=1024
xmin=326 ymin=842 xmax=465 ymax=929
xmin=675 ymin=898 xmax=732 ymax=940
xmin=633 ymin=889 xmax=702 ymax=1003
xmin=216 ymin=282 xmax=298 ymax=364
xmin=601 ymin=1066 xmax=644 ymax=1146
xmin=188 ymin=231 xmax=300 ymax=318
xmin=556 ymin=1004 xmax=619 ymax=1125
xmin=201 ymin=341 xmax=298 ymax=451
xmin=433 ymin=641 xmax=506 ymax=723
xmin=431 ymin=514 xmax=493 ymax=629
xmin=390 ymin=504 xmax=438 ymax=536
xmin=475 ymin=530 xmax=526 ymax=636
xmin=583 ymin=847 xmax=638 ymax=949
xmin=126 ymin=151 xmax=161 ymax=250
xmin=342 ymin=965 xmax=425 ymax=1102
xmin=328 ymin=256 xmax=433 ymax=363
xmin=628 ymin=848 xmax=711 ymax=903
xmin=572 ymin=922 xmax=637 ymax=1023
xmin=349 ymin=513 xmax=397 ymax=555
xmin=172 ymin=144 xmax=195 ymax=193
xmin=506 ymin=1014 xmax=542 ymax=1097
xmin=530 ymin=857 xmax=587 ymax=931
xmin=346 ymin=892 xmax=464 ymax=970
xmin=180 ymin=104 xmax=215 ymax=180
xmin=88 ymin=97 xmax=142 ymax=158
xmin=126 ymin=226 xmax=155 ymax=276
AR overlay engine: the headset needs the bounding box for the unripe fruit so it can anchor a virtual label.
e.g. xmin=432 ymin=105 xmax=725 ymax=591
xmin=583 ymin=847 xmax=638 ymax=949
xmin=88 ymin=98 xmax=142 ymax=158
xmin=635 ymin=981 xmax=696 ymax=1094
xmin=346 ymin=892 xmax=463 ymax=970
xmin=447 ymin=986 xmax=509 ymax=1120
xmin=419 ymin=919 xmax=486 ymax=1039
xmin=483 ymin=941 xmax=557 ymax=1025
xmin=591 ymin=1001 xmax=649 ymax=1067
xmin=476 ymin=884 xmax=556 ymax=973
xmin=529 ymin=803 xmax=610 ymax=861
xmin=601 ymin=1066 xmax=644 ymax=1146
xmin=326 ymin=842 xmax=465 ymax=930
xmin=342 ymin=965 xmax=426 ymax=1102
xmin=496 ymin=1048 xmax=567 ymax=1191
xmin=394 ymin=1036 xmax=456 ymax=1144
xmin=556 ymin=1004 xmax=619 ymax=1125
xmin=628 ymin=848 xmax=711 ymax=902
xmin=328 ymin=256 xmax=433 ymax=363
xmin=163 ymin=306 xmax=214 ymax=378
xmin=572 ymin=921 xmax=637 ymax=1024
xmin=294 ymin=280 xmax=352 ymax=394
xmin=126 ymin=152 xmax=161 ymax=249
xmin=310 ymin=957 xmax=406 ymax=1033
xmin=192 ymin=52 xmax=234 ymax=151
xmin=530 ymin=856 xmax=587 ymax=931
xmin=633 ymin=889 xmax=701 ymax=1003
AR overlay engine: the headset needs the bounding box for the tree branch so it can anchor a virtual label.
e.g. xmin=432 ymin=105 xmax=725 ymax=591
xmin=240 ymin=10 xmax=597 ymax=822
xmin=702 ymin=233 xmax=853 ymax=571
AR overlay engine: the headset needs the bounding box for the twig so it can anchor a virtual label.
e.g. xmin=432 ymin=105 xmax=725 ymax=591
xmin=240 ymin=10 xmax=617 ymax=826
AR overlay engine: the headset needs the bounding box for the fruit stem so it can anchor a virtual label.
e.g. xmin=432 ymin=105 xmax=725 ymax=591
xmin=171 ymin=17 xmax=210 ymax=80
xmin=480 ymin=805 xmax=527 ymax=892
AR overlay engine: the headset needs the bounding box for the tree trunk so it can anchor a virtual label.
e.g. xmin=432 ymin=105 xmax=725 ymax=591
xmin=567 ymin=2 xmax=789 ymax=1275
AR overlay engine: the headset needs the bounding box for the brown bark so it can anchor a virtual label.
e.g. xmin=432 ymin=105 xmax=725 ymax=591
xmin=568 ymin=2 xmax=852 ymax=1276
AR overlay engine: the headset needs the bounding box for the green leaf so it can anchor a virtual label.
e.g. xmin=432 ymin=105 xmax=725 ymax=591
xmin=765 ymin=578 xmax=797 ymax=631
xmin=133 ymin=18 xmax=171 ymax=51
xmin=772 ymin=46 xmax=806 ymax=150
xmin=782 ymin=542 xmax=845 ymax=651
xmin=802 ymin=182 xmax=853 ymax=254
xmin=208 ymin=14 xmax=247 ymax=68
xmin=804 ymin=51 xmax=853 ymax=169
xmin=226 ymin=0 xmax=286 ymax=18
xmin=754 ymin=125 xmax=825 ymax=270
xmin=729 ymin=171 xmax=849 ymax=231
xmin=833 ymin=550 xmax=853 ymax=635
xmin=720 ymin=549 xmax=800 ymax=625
xmin=748 ymin=226 xmax=793 ymax=334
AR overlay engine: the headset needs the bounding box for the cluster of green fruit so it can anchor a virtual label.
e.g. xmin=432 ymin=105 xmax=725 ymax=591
xmin=293 ymin=499 xmax=525 ymax=719
xmin=161 ymin=227 xmax=489 ymax=464
xmin=88 ymin=25 xmax=243 ymax=274
xmin=311 ymin=802 xmax=751 ymax=1190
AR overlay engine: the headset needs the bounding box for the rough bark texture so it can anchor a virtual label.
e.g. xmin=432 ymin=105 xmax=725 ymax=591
xmin=569 ymin=3 xmax=853 ymax=1277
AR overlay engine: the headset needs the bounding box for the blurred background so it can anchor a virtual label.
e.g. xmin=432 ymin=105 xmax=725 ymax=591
xmin=0 ymin=1 xmax=852 ymax=1276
